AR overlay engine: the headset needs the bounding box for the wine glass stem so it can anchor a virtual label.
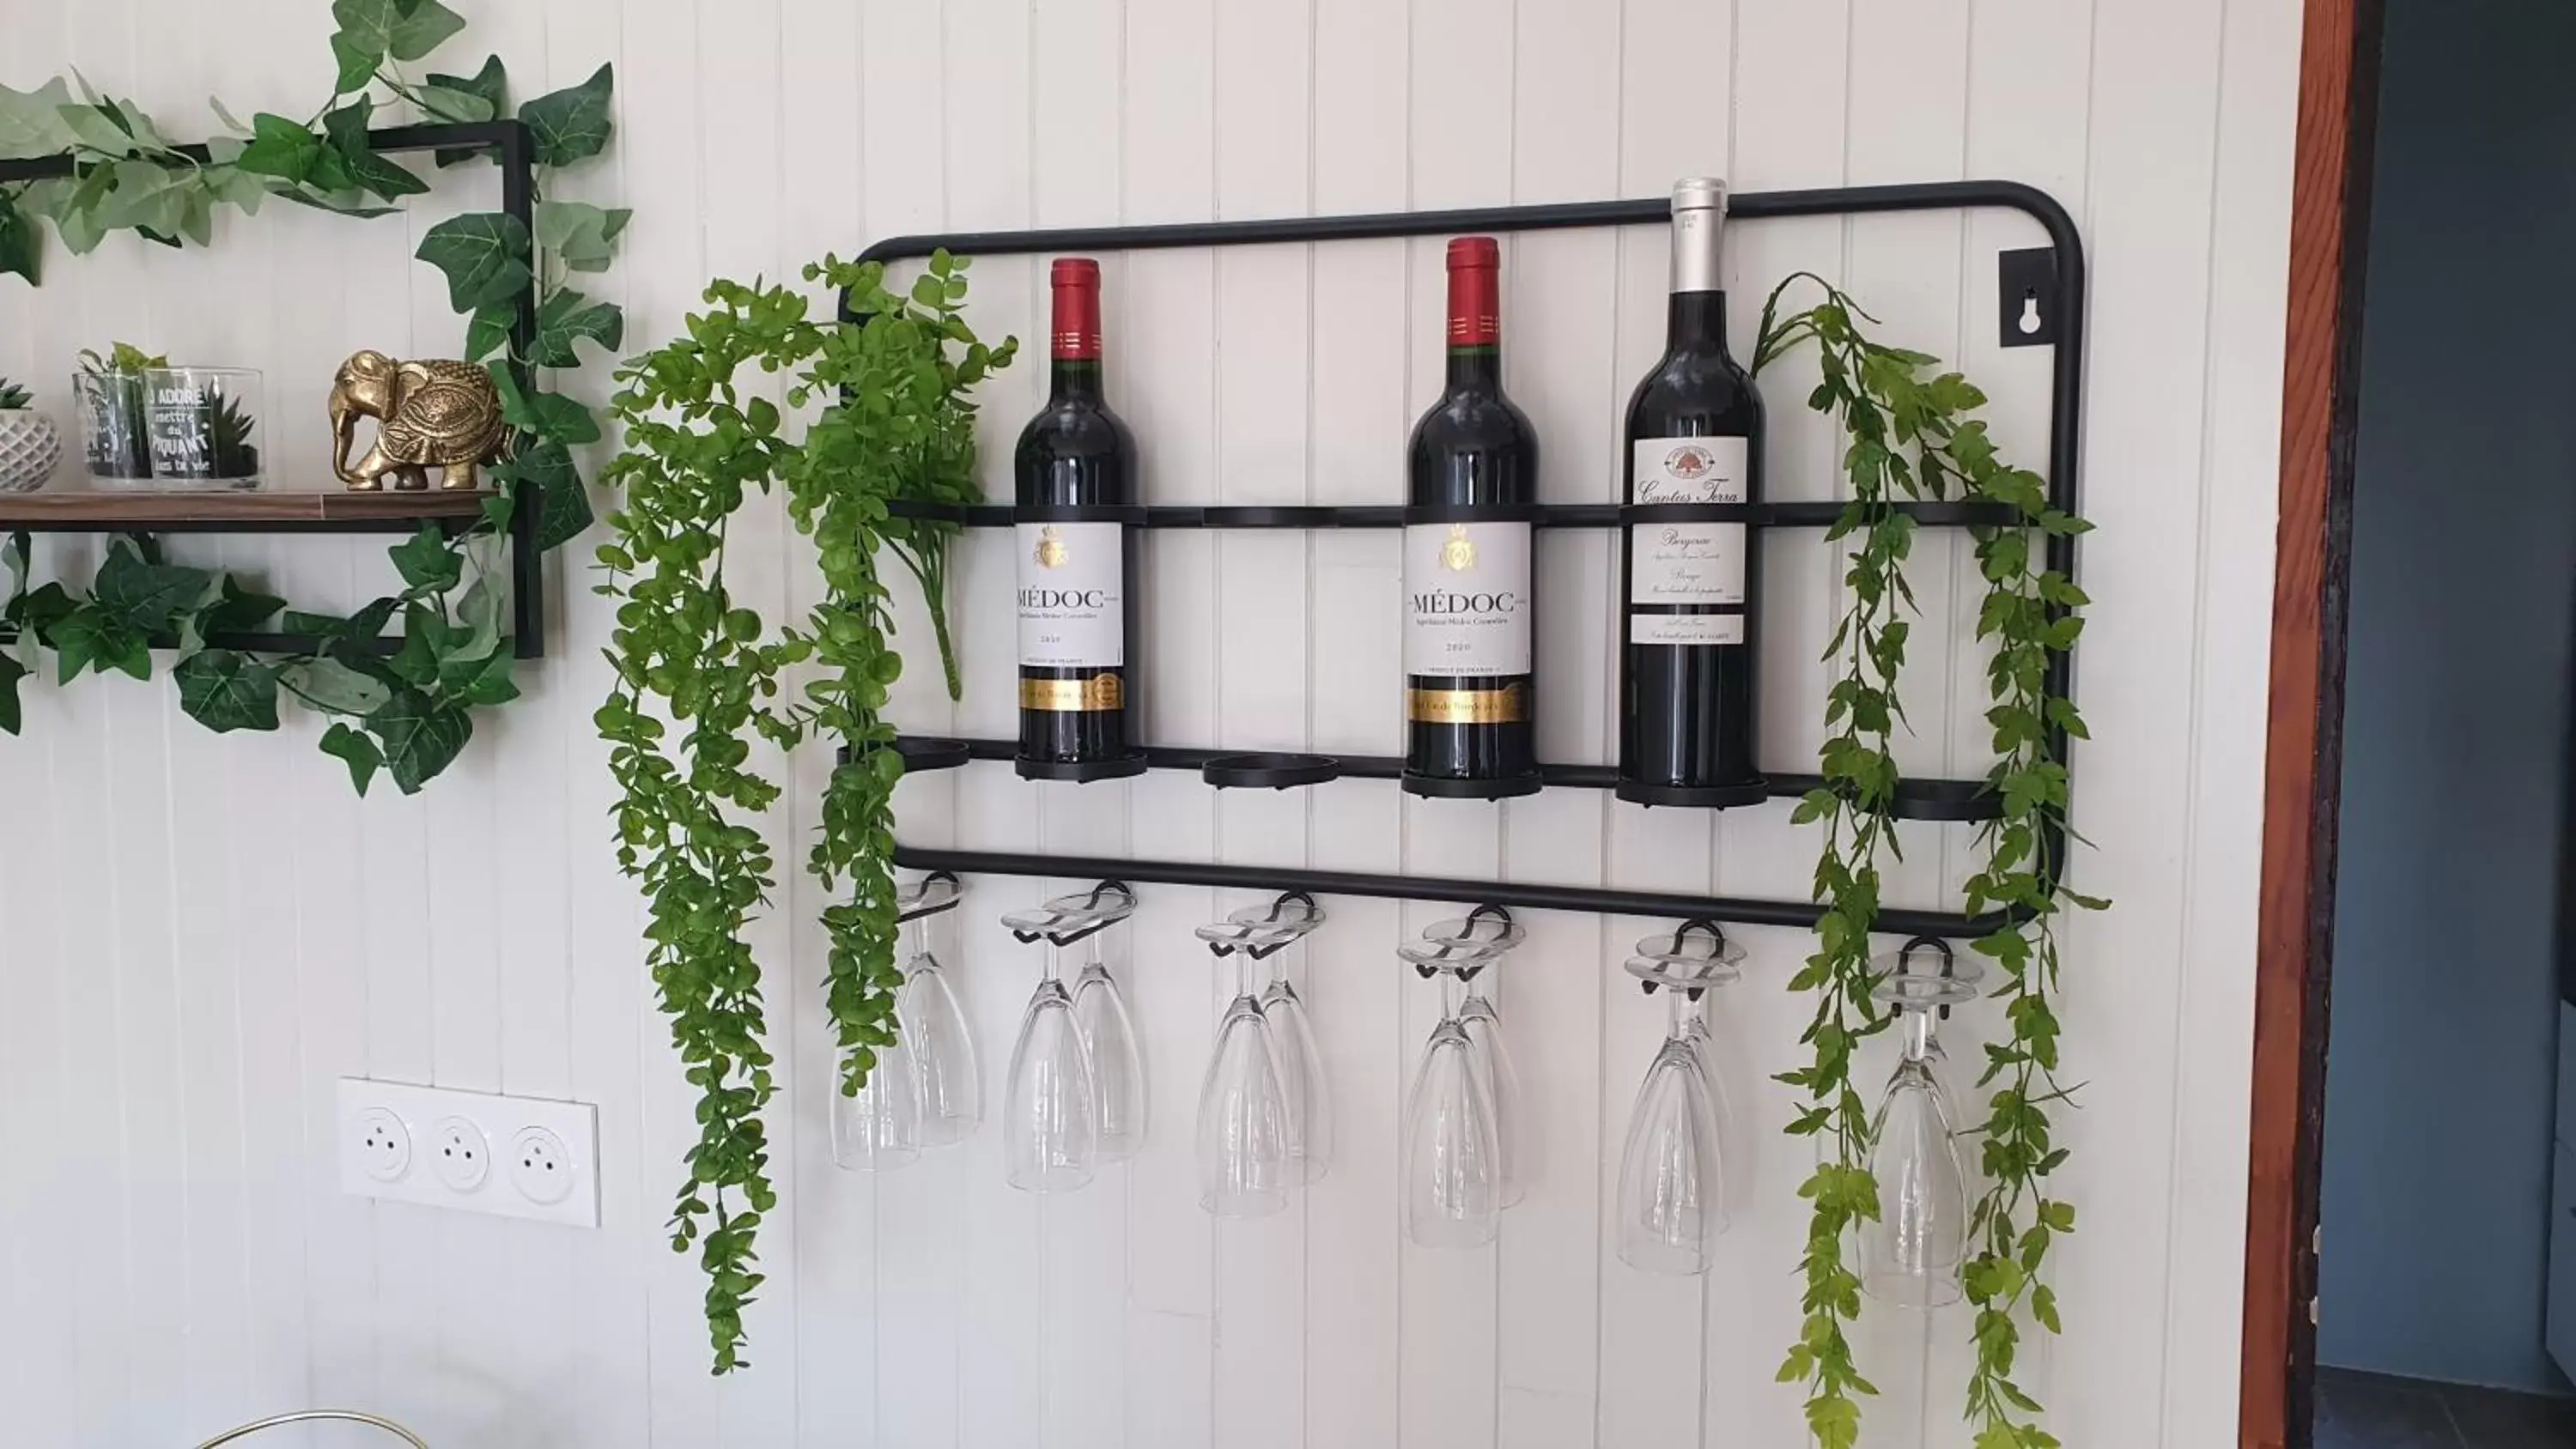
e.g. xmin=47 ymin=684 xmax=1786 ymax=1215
xmin=1902 ymin=1005 xmax=1935 ymax=1064
xmin=1042 ymin=940 xmax=1062 ymax=983
xmin=902 ymin=912 xmax=924 ymax=963
xmin=1234 ymin=950 xmax=1257 ymax=1001
xmin=1437 ymin=970 xmax=1464 ymax=1022
xmin=1664 ymin=984 xmax=1690 ymax=1039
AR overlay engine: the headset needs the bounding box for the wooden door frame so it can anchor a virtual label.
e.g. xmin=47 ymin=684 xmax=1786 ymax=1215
xmin=2241 ymin=1 xmax=2385 ymax=1446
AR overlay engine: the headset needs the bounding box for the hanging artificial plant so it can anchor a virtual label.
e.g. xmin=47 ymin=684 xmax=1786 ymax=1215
xmin=0 ymin=5 xmax=628 ymax=796
xmin=600 ymin=252 xmax=1010 ymax=1371
xmin=1753 ymin=275 xmax=2099 ymax=1449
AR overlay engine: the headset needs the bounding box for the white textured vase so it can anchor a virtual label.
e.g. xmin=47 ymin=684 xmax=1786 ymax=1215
xmin=0 ymin=409 xmax=62 ymax=493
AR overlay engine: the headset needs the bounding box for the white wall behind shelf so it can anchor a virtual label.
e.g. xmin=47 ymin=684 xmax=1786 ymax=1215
xmin=0 ymin=1 xmax=2298 ymax=1446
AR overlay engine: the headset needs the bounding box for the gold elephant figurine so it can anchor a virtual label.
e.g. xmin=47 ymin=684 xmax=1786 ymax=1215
xmin=328 ymin=350 xmax=508 ymax=491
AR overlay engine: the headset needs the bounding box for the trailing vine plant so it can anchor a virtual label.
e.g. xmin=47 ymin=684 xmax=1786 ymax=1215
xmin=600 ymin=252 xmax=1009 ymax=1371
xmin=0 ymin=4 xmax=628 ymax=795
xmin=1753 ymin=274 xmax=2099 ymax=1449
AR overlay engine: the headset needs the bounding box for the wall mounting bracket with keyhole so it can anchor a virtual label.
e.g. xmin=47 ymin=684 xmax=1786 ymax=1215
xmin=1998 ymin=246 xmax=2061 ymax=348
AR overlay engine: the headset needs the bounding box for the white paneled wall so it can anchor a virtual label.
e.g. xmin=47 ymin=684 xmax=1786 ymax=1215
xmin=0 ymin=2 xmax=2300 ymax=1446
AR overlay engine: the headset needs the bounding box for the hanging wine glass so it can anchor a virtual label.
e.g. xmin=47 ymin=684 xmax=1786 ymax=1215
xmin=895 ymin=877 xmax=981 ymax=1148
xmin=1194 ymin=927 xmax=1296 ymax=1218
xmin=1425 ymin=910 xmax=1529 ymax=1206
xmin=1399 ymin=938 xmax=1503 ymax=1249
xmin=1000 ymin=936 xmax=1098 ymax=1193
xmin=1859 ymin=937 xmax=1983 ymax=1308
xmin=1615 ymin=922 xmax=1744 ymax=1274
xmin=1072 ymin=931 xmax=1147 ymax=1162
xmin=1229 ymin=895 xmax=1332 ymax=1185
xmin=830 ymin=1030 xmax=925 ymax=1172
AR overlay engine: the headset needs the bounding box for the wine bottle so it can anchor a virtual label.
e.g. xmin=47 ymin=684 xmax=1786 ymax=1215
xmin=1617 ymin=178 xmax=1767 ymax=807
xmin=1014 ymin=257 xmax=1145 ymax=780
xmin=1402 ymin=236 xmax=1541 ymax=798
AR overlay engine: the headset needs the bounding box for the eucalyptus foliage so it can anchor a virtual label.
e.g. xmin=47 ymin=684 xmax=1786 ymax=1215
xmin=600 ymin=252 xmax=1012 ymax=1372
xmin=1754 ymin=274 xmax=2099 ymax=1449
xmin=0 ymin=7 xmax=628 ymax=795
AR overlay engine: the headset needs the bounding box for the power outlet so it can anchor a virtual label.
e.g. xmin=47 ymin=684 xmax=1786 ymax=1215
xmin=336 ymin=1079 xmax=600 ymax=1228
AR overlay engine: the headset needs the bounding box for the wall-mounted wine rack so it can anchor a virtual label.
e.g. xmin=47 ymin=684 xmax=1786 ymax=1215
xmin=854 ymin=179 xmax=2086 ymax=942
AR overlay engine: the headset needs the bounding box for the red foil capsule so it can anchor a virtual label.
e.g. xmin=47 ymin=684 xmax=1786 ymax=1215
xmin=1445 ymin=235 xmax=1500 ymax=348
xmin=1051 ymin=257 xmax=1103 ymax=361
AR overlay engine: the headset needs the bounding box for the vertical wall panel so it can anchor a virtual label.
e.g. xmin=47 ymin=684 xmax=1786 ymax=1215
xmin=0 ymin=1 xmax=2304 ymax=1446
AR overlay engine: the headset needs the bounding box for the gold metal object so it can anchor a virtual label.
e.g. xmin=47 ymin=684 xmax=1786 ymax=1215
xmin=1021 ymin=674 xmax=1124 ymax=711
xmin=328 ymin=350 xmax=507 ymax=492
xmin=1438 ymin=522 xmax=1477 ymax=572
xmin=192 ymin=1410 xmax=429 ymax=1448
xmin=1034 ymin=524 xmax=1069 ymax=568
xmin=1406 ymin=684 xmax=1527 ymax=724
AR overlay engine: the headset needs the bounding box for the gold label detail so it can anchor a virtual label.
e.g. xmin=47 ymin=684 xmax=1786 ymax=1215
xmin=1407 ymin=684 xmax=1528 ymax=724
xmin=1439 ymin=522 xmax=1478 ymax=572
xmin=1022 ymin=674 xmax=1124 ymax=712
xmin=1034 ymin=524 xmax=1070 ymax=569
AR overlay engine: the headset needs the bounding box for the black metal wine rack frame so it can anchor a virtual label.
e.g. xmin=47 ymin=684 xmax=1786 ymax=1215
xmin=854 ymin=179 xmax=2085 ymax=941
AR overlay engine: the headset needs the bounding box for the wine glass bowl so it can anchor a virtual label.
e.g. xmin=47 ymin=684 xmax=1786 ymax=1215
xmin=1615 ymin=923 xmax=1747 ymax=1275
xmin=1003 ymin=970 xmax=1098 ymax=1194
xmin=1858 ymin=937 xmax=1984 ymax=1307
xmin=830 ymin=1036 xmax=925 ymax=1172
xmin=1397 ymin=936 xmax=1506 ymax=1248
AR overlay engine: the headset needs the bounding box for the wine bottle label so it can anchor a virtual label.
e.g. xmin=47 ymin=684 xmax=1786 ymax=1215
xmin=1629 ymin=614 xmax=1746 ymax=646
xmin=1403 ymin=521 xmax=1532 ymax=677
xmin=1017 ymin=521 xmax=1125 ymax=668
xmin=1630 ymin=436 xmax=1749 ymax=607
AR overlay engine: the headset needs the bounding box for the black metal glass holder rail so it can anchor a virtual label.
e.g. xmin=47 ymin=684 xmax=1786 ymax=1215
xmin=0 ymin=121 xmax=550 ymax=661
xmin=863 ymin=177 xmax=2086 ymax=943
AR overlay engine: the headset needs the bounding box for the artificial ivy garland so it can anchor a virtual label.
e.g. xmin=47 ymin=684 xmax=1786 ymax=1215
xmin=1754 ymin=275 xmax=2099 ymax=1449
xmin=601 ymin=252 xmax=1009 ymax=1371
xmin=0 ymin=3 xmax=626 ymax=794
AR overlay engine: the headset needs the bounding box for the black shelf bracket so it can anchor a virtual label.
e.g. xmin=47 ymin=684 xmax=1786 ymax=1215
xmin=865 ymin=177 xmax=2086 ymax=944
xmin=0 ymin=121 xmax=550 ymax=663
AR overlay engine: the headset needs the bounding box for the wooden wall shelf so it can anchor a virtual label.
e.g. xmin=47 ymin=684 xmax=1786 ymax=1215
xmin=0 ymin=489 xmax=495 ymax=532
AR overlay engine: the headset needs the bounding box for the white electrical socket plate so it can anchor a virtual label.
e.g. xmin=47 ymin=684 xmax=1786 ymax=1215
xmin=336 ymin=1078 xmax=600 ymax=1228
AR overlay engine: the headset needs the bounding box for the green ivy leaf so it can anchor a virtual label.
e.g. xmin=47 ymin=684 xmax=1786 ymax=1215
xmin=463 ymin=301 xmax=515 ymax=362
xmin=0 ymin=189 xmax=38 ymax=285
xmin=173 ymin=649 xmax=281 ymax=733
xmin=330 ymin=33 xmax=380 ymax=96
xmin=489 ymin=437 xmax=590 ymax=550
xmin=0 ymin=652 xmax=24 ymax=734
xmin=389 ymin=523 xmax=465 ymax=595
xmin=533 ymin=199 xmax=630 ymax=273
xmin=277 ymin=655 xmax=392 ymax=716
xmin=447 ymin=574 xmax=505 ymax=665
xmin=373 ymin=688 xmax=473 ymax=793
xmin=92 ymin=542 xmax=213 ymax=634
xmin=386 ymin=603 xmax=442 ymax=686
xmin=0 ymin=80 xmax=82 ymax=160
xmin=234 ymin=112 xmax=327 ymax=185
xmin=386 ymin=0 xmax=466 ymax=62
xmin=519 ymin=64 xmax=614 ymax=167
xmin=415 ymin=210 xmax=532 ymax=312
xmin=319 ymin=720 xmax=383 ymax=795
xmin=207 ymin=577 xmax=287 ymax=634
xmin=449 ymin=647 xmax=519 ymax=706
xmin=426 ymin=54 xmax=509 ymax=167
xmin=282 ymin=594 xmax=400 ymax=643
xmin=532 ymin=288 xmax=623 ymax=367
xmin=320 ymin=95 xmax=427 ymax=203
xmin=491 ymin=363 xmax=600 ymax=445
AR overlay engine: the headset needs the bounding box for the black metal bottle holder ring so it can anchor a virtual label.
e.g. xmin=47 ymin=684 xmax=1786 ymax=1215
xmin=863 ymin=175 xmax=2085 ymax=949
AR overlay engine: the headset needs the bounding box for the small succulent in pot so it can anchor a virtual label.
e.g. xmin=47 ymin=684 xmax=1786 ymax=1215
xmin=0 ymin=379 xmax=63 ymax=493
xmin=75 ymin=343 xmax=163 ymax=483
